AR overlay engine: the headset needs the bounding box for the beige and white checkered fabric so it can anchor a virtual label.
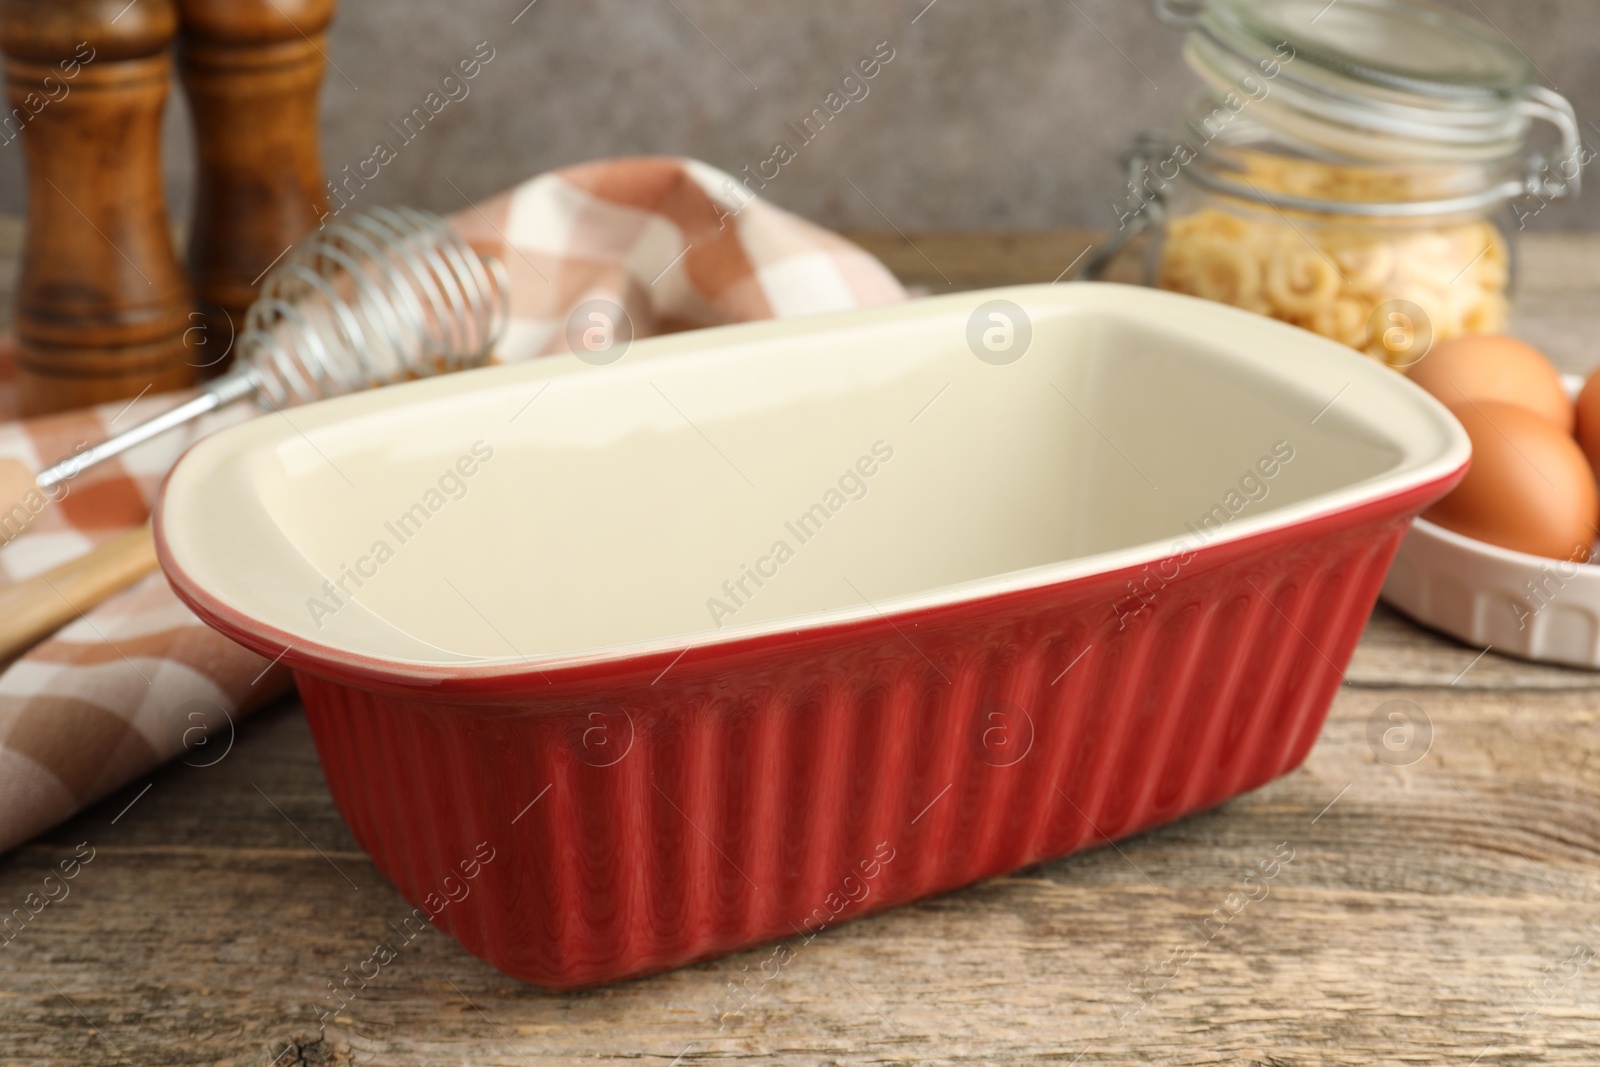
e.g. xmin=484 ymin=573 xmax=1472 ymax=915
xmin=0 ymin=156 xmax=904 ymax=852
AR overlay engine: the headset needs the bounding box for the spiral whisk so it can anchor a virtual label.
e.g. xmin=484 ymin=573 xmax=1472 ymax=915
xmin=242 ymin=206 xmax=506 ymax=408
xmin=35 ymin=207 xmax=509 ymax=492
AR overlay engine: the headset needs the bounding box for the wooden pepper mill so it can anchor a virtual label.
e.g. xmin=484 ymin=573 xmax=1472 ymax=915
xmin=0 ymin=0 xmax=195 ymax=415
xmin=177 ymin=0 xmax=334 ymax=374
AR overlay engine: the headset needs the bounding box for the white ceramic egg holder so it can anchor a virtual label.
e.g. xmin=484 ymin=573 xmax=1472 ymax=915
xmin=1382 ymin=375 xmax=1600 ymax=668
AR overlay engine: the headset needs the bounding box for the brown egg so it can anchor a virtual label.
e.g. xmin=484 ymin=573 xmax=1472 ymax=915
xmin=1424 ymin=400 xmax=1597 ymax=561
xmin=1408 ymin=335 xmax=1574 ymax=432
xmin=1575 ymin=366 xmax=1600 ymax=481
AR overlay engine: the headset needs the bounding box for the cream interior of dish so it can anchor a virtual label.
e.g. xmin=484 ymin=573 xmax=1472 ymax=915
xmin=177 ymin=297 xmax=1411 ymax=662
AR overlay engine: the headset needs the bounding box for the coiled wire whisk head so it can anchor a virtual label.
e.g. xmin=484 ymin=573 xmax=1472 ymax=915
xmin=32 ymin=206 xmax=510 ymax=492
xmin=238 ymin=205 xmax=509 ymax=408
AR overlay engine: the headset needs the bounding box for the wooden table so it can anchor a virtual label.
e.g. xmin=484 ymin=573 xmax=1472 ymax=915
xmin=5 ymin=231 xmax=1600 ymax=1066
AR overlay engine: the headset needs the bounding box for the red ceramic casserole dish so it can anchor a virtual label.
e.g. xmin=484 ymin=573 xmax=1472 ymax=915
xmin=154 ymin=283 xmax=1469 ymax=989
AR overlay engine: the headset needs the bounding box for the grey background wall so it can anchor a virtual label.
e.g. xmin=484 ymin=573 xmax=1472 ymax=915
xmin=4 ymin=0 xmax=1597 ymax=231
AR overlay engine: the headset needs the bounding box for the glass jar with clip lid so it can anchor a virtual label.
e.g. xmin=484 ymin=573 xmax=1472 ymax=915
xmin=1087 ymin=0 xmax=1584 ymax=367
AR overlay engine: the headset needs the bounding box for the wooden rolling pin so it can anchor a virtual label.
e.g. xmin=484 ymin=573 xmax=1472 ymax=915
xmin=0 ymin=525 xmax=157 ymax=662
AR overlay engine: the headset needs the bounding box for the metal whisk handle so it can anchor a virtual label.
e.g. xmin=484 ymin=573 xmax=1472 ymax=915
xmin=36 ymin=369 xmax=261 ymax=491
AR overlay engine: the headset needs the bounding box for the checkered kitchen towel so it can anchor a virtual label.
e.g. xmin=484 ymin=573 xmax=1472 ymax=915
xmin=0 ymin=157 xmax=904 ymax=852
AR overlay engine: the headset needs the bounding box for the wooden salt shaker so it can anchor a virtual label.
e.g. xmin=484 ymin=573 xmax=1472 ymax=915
xmin=177 ymin=0 xmax=333 ymax=374
xmin=0 ymin=0 xmax=195 ymax=415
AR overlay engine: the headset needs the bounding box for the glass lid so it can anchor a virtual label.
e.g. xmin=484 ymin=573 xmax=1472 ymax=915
xmin=1149 ymin=0 xmax=1582 ymax=213
xmin=1207 ymin=0 xmax=1532 ymax=100
xmin=1165 ymin=0 xmax=1579 ymax=181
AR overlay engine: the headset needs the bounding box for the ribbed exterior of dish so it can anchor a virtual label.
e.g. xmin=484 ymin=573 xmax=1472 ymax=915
xmin=298 ymin=509 xmax=1411 ymax=989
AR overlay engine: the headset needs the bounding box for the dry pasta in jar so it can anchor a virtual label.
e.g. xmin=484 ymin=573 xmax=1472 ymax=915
xmin=1108 ymin=0 xmax=1585 ymax=368
xmin=1157 ymin=207 xmax=1509 ymax=368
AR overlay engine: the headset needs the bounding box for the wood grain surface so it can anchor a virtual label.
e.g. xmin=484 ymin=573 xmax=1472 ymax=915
xmin=4 ymin=232 xmax=1600 ymax=1067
